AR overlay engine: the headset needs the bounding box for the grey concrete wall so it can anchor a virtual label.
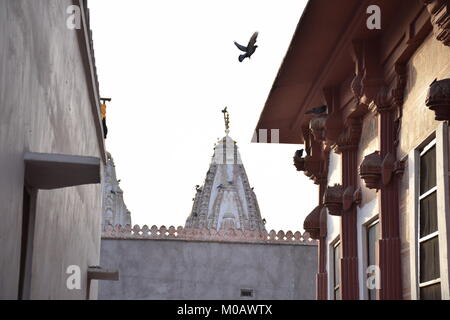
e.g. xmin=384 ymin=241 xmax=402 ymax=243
xmin=0 ymin=0 xmax=103 ymax=299
xmin=99 ymin=239 xmax=317 ymax=300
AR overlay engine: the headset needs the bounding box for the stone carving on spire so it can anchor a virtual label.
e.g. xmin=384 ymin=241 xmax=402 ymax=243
xmin=102 ymin=152 xmax=132 ymax=229
xmin=185 ymin=109 xmax=266 ymax=232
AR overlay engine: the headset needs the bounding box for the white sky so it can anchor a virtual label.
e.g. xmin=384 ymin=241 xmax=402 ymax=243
xmin=89 ymin=0 xmax=317 ymax=232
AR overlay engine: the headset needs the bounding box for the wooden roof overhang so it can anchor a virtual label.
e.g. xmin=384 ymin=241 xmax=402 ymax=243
xmin=253 ymin=0 xmax=430 ymax=145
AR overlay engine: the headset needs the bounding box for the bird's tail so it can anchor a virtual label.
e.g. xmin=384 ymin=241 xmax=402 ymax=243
xmin=238 ymin=54 xmax=246 ymax=62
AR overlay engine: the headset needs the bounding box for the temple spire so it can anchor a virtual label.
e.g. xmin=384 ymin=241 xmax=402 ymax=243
xmin=221 ymin=107 xmax=230 ymax=135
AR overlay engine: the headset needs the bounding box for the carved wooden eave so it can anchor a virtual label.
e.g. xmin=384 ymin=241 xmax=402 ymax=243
xmin=425 ymin=78 xmax=450 ymax=120
xmin=423 ymin=0 xmax=450 ymax=46
xmin=323 ymin=184 xmax=345 ymax=216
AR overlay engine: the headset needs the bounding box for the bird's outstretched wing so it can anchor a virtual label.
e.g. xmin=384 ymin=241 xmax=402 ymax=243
xmin=234 ymin=41 xmax=248 ymax=52
xmin=247 ymin=31 xmax=258 ymax=47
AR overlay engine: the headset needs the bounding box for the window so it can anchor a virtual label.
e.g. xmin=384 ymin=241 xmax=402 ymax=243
xmin=418 ymin=140 xmax=441 ymax=300
xmin=240 ymin=289 xmax=254 ymax=298
xmin=366 ymin=219 xmax=380 ymax=300
xmin=332 ymin=239 xmax=341 ymax=300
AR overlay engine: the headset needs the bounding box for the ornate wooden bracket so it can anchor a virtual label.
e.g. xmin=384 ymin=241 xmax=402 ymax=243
xmin=423 ymin=0 xmax=450 ymax=46
xmin=360 ymin=151 xmax=405 ymax=189
xmin=293 ymin=150 xmax=324 ymax=184
xmin=343 ymin=186 xmax=362 ymax=211
xmin=336 ymin=118 xmax=363 ymax=153
xmin=304 ymin=205 xmax=322 ymax=240
xmin=360 ymin=151 xmax=382 ymax=190
xmin=323 ymin=184 xmax=345 ymax=216
xmin=351 ymin=39 xmax=385 ymax=107
xmin=309 ymin=115 xmax=328 ymax=142
xmin=323 ymin=184 xmax=361 ymax=215
xmin=425 ymin=78 xmax=450 ymax=120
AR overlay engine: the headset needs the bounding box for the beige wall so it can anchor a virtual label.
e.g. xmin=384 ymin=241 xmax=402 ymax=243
xmin=399 ymin=34 xmax=450 ymax=159
xmin=0 ymin=0 xmax=103 ymax=299
xmin=397 ymin=34 xmax=450 ymax=299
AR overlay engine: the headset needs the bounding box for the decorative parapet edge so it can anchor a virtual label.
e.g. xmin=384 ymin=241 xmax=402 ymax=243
xmin=102 ymin=224 xmax=317 ymax=246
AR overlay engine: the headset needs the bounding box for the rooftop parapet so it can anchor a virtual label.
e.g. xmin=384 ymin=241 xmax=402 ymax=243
xmin=102 ymin=224 xmax=317 ymax=246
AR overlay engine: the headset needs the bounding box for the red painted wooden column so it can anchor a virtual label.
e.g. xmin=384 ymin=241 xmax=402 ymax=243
xmin=337 ymin=118 xmax=362 ymax=300
xmin=375 ymin=89 xmax=403 ymax=300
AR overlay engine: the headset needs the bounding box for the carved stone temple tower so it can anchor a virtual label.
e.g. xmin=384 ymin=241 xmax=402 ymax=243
xmin=102 ymin=152 xmax=131 ymax=228
xmin=185 ymin=108 xmax=266 ymax=232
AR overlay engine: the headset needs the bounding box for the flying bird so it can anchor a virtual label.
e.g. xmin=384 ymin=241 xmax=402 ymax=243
xmin=234 ymin=31 xmax=259 ymax=62
xmin=305 ymin=105 xmax=327 ymax=115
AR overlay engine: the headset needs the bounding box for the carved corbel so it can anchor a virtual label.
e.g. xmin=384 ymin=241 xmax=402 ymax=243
xmin=423 ymin=0 xmax=450 ymax=46
xmin=425 ymin=78 xmax=450 ymax=120
xmin=351 ymin=39 xmax=385 ymax=107
xmin=323 ymin=87 xmax=344 ymax=146
xmin=303 ymin=205 xmax=322 ymax=240
xmin=323 ymin=184 xmax=345 ymax=216
xmin=335 ymin=118 xmax=363 ymax=153
xmin=374 ymin=85 xmax=394 ymax=113
xmin=342 ymin=186 xmax=362 ymax=210
xmin=309 ymin=114 xmax=328 ymax=142
xmin=304 ymin=156 xmax=322 ymax=180
xmin=360 ymin=151 xmax=382 ymax=190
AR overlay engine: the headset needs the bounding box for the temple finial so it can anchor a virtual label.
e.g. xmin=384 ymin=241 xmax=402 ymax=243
xmin=221 ymin=107 xmax=230 ymax=135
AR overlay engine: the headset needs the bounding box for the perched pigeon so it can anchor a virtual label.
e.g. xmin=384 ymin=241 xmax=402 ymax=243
xmin=305 ymin=105 xmax=327 ymax=115
xmin=234 ymin=31 xmax=259 ymax=62
xmin=295 ymin=149 xmax=304 ymax=158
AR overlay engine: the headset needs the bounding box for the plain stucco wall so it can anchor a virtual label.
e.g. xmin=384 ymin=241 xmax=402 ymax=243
xmin=398 ymin=33 xmax=450 ymax=299
xmin=99 ymin=239 xmax=317 ymax=300
xmin=0 ymin=0 xmax=103 ymax=299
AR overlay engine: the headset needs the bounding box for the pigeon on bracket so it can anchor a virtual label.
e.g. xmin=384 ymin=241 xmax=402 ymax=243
xmin=305 ymin=105 xmax=327 ymax=115
xmin=234 ymin=31 xmax=259 ymax=62
xmin=295 ymin=149 xmax=304 ymax=158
